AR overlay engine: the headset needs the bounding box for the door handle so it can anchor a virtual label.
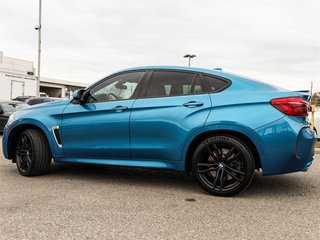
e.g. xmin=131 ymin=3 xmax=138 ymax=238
xmin=112 ymin=106 xmax=128 ymax=112
xmin=183 ymin=101 xmax=204 ymax=107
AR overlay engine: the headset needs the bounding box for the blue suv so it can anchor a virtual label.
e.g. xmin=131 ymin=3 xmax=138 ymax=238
xmin=2 ymin=66 xmax=316 ymax=196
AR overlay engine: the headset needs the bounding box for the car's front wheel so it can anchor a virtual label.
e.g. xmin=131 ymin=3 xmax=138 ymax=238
xmin=192 ymin=135 xmax=255 ymax=196
xmin=15 ymin=129 xmax=51 ymax=176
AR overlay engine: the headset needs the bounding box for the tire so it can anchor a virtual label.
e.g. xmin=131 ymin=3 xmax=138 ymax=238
xmin=192 ymin=135 xmax=255 ymax=197
xmin=14 ymin=129 xmax=51 ymax=176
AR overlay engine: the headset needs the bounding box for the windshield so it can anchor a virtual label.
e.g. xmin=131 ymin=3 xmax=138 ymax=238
xmin=1 ymin=102 xmax=28 ymax=113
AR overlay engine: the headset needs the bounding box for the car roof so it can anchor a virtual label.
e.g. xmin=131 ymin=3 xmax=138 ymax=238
xmin=89 ymin=66 xmax=234 ymax=89
xmin=119 ymin=66 xmax=227 ymax=76
xmin=13 ymin=96 xmax=34 ymax=99
xmin=86 ymin=65 xmax=289 ymax=93
xmin=102 ymin=65 xmax=260 ymax=83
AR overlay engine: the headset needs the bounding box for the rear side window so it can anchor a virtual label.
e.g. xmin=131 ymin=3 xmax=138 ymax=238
xmin=145 ymin=71 xmax=205 ymax=98
xmin=203 ymin=75 xmax=231 ymax=92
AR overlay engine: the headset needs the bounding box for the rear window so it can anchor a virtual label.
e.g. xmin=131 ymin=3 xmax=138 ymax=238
xmin=203 ymin=75 xmax=231 ymax=92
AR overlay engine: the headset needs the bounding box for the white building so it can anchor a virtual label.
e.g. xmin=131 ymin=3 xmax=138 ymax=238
xmin=0 ymin=51 xmax=87 ymax=100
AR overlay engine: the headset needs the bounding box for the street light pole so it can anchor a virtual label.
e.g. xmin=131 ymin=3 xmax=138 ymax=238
xmin=35 ymin=0 xmax=42 ymax=97
xmin=183 ymin=54 xmax=196 ymax=67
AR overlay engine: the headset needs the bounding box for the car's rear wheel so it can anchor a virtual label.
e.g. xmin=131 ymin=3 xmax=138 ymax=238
xmin=192 ymin=135 xmax=255 ymax=197
xmin=15 ymin=129 xmax=51 ymax=176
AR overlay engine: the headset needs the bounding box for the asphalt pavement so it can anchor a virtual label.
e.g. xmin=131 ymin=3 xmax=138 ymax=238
xmin=0 ymin=136 xmax=320 ymax=240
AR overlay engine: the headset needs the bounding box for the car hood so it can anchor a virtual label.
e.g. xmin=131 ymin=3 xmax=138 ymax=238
xmin=26 ymin=99 xmax=70 ymax=110
xmin=11 ymin=99 xmax=71 ymax=121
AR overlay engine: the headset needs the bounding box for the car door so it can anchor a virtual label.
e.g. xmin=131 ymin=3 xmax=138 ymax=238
xmin=61 ymin=71 xmax=146 ymax=159
xmin=130 ymin=70 xmax=212 ymax=163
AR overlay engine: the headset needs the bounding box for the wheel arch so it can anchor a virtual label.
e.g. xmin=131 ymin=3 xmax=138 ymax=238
xmin=7 ymin=123 xmax=53 ymax=161
xmin=184 ymin=129 xmax=263 ymax=173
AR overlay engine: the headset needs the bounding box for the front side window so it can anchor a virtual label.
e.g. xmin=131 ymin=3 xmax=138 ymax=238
xmin=145 ymin=71 xmax=205 ymax=98
xmin=88 ymin=71 xmax=145 ymax=103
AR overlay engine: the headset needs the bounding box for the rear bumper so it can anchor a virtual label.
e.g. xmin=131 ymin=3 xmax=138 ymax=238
xmin=296 ymin=127 xmax=316 ymax=171
xmin=256 ymin=116 xmax=316 ymax=176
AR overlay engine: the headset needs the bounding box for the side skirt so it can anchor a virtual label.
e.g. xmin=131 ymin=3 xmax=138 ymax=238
xmin=53 ymin=157 xmax=185 ymax=172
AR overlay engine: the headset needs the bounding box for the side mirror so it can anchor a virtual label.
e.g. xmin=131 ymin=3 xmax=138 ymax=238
xmin=72 ymin=89 xmax=86 ymax=103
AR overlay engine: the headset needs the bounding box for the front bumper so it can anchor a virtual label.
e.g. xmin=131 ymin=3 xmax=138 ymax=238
xmin=2 ymin=124 xmax=10 ymax=159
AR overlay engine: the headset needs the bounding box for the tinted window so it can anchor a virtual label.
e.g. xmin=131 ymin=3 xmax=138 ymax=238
xmin=203 ymin=75 xmax=230 ymax=92
xmin=88 ymin=71 xmax=145 ymax=103
xmin=146 ymin=71 xmax=205 ymax=98
xmin=27 ymin=99 xmax=42 ymax=105
xmin=37 ymin=99 xmax=45 ymax=104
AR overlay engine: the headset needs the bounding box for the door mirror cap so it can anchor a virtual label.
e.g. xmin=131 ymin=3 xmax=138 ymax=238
xmin=72 ymin=89 xmax=86 ymax=103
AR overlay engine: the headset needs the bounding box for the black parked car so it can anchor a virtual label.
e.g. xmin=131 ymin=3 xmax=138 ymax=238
xmin=12 ymin=96 xmax=35 ymax=102
xmin=0 ymin=101 xmax=29 ymax=133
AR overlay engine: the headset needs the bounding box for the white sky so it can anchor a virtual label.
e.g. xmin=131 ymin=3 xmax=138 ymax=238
xmin=1 ymin=0 xmax=319 ymax=92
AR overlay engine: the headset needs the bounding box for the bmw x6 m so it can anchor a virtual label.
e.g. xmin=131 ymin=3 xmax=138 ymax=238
xmin=2 ymin=66 xmax=317 ymax=196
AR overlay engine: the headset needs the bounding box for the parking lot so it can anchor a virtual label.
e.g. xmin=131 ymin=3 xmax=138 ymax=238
xmin=0 ymin=136 xmax=319 ymax=239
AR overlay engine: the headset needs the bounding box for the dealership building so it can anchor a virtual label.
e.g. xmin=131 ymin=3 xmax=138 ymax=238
xmin=0 ymin=50 xmax=87 ymax=100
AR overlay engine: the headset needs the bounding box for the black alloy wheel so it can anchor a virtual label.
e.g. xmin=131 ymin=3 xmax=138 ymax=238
xmin=15 ymin=129 xmax=51 ymax=176
xmin=16 ymin=133 xmax=33 ymax=174
xmin=192 ymin=135 xmax=255 ymax=196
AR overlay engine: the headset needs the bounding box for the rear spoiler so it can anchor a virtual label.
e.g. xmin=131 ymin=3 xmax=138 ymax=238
xmin=294 ymin=90 xmax=311 ymax=102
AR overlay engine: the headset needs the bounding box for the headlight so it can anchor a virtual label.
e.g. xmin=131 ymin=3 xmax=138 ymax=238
xmin=6 ymin=114 xmax=15 ymax=126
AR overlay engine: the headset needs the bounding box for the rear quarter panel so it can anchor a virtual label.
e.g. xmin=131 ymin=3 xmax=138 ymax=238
xmin=200 ymin=72 xmax=302 ymax=175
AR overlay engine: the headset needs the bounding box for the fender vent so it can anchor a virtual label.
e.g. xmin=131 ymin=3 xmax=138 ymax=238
xmin=52 ymin=126 xmax=62 ymax=148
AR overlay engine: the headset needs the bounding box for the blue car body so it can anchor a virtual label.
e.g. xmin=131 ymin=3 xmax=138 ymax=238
xmin=2 ymin=66 xmax=316 ymax=176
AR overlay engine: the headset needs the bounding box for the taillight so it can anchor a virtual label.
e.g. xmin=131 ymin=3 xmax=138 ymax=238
xmin=270 ymin=97 xmax=308 ymax=117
